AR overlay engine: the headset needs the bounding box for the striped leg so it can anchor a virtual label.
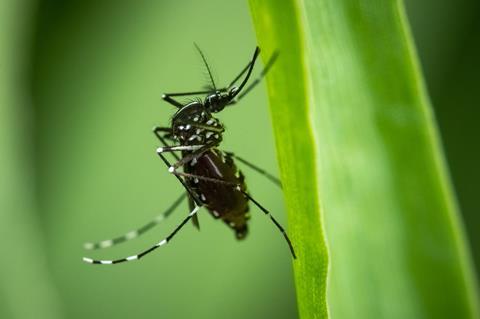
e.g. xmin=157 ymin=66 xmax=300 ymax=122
xmin=156 ymin=145 xmax=204 ymax=153
xmin=152 ymin=129 xmax=203 ymax=206
xmin=83 ymin=205 xmax=200 ymax=265
xmin=172 ymin=171 xmax=239 ymax=187
xmin=239 ymin=188 xmax=296 ymax=259
xmin=83 ymin=193 xmax=187 ymax=250
xmin=153 ymin=126 xmax=201 ymax=228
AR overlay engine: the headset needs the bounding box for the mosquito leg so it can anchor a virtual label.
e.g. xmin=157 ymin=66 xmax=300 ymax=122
xmin=162 ymin=88 xmax=217 ymax=108
xmin=239 ymin=188 xmax=296 ymax=259
xmin=82 ymin=205 xmax=200 ymax=265
xmin=223 ymin=151 xmax=282 ymax=188
xmin=162 ymin=94 xmax=184 ymax=108
xmin=234 ymin=50 xmax=279 ymax=102
xmin=172 ymin=171 xmax=239 ymax=187
xmin=153 ymin=127 xmax=171 ymax=134
xmin=188 ymin=195 xmax=200 ymax=230
xmin=83 ymin=193 xmax=187 ymax=250
xmin=153 ymin=126 xmax=181 ymax=161
xmin=166 ymin=143 xmax=217 ymax=171
xmin=153 ymin=127 xmax=201 ymax=228
xmin=152 ymin=128 xmax=202 ymax=206
xmin=163 ymin=90 xmax=213 ymax=97
xmin=156 ymin=145 xmax=204 ymax=153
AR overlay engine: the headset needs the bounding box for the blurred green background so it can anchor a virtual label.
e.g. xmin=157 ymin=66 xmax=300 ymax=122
xmin=0 ymin=0 xmax=478 ymax=318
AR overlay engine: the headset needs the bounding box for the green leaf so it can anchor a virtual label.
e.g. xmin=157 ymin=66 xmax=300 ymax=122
xmin=248 ymin=0 xmax=480 ymax=318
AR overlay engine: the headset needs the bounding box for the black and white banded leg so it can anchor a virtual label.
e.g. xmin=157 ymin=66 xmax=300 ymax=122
xmin=155 ymin=144 xmax=240 ymax=187
xmin=152 ymin=129 xmax=203 ymax=206
xmin=153 ymin=126 xmax=202 ymax=228
xmin=238 ymin=188 xmax=296 ymax=259
xmin=82 ymin=205 xmax=200 ymax=265
xmin=158 ymin=143 xmax=216 ymax=172
xmin=83 ymin=193 xmax=187 ymax=250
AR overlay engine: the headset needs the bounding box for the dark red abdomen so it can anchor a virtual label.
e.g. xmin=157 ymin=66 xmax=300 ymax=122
xmin=186 ymin=149 xmax=250 ymax=239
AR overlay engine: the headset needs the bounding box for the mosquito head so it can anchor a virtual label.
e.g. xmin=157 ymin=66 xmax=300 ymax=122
xmin=204 ymin=90 xmax=231 ymax=113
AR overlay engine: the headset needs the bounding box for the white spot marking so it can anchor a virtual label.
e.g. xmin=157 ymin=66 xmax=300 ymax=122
xmin=156 ymin=147 xmax=163 ymax=153
xmin=194 ymin=178 xmax=199 ymax=184
xmin=196 ymin=136 xmax=202 ymax=141
xmin=168 ymin=166 xmax=175 ymax=173
xmin=193 ymin=116 xmax=199 ymax=122
xmin=185 ymin=124 xmax=191 ymax=130
xmin=214 ymin=134 xmax=219 ymax=139
xmin=212 ymin=210 xmax=220 ymax=217
xmin=158 ymin=239 xmax=167 ymax=246
xmin=179 ymin=125 xmax=184 ymax=130
xmin=126 ymin=255 xmax=138 ymax=261
xmin=100 ymin=240 xmax=113 ymax=248
xmin=83 ymin=257 xmax=94 ymax=263
xmin=190 ymin=158 xmax=197 ymax=166
xmin=189 ymin=206 xmax=200 ymax=216
xmin=189 ymin=135 xmax=199 ymax=141
xmin=83 ymin=242 xmax=94 ymax=250
xmin=206 ymin=132 xmax=213 ymax=138
xmin=200 ymin=194 xmax=206 ymax=201
xmin=126 ymin=231 xmax=138 ymax=239
xmin=100 ymin=260 xmax=113 ymax=265
xmin=206 ymin=119 xmax=214 ymax=125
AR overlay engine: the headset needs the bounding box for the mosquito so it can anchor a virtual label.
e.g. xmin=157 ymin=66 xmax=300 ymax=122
xmin=82 ymin=45 xmax=296 ymax=265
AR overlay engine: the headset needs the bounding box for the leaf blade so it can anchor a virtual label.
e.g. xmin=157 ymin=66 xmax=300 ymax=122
xmin=248 ymin=0 xmax=479 ymax=318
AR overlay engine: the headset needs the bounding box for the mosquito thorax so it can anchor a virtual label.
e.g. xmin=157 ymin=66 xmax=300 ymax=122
xmin=171 ymin=101 xmax=224 ymax=145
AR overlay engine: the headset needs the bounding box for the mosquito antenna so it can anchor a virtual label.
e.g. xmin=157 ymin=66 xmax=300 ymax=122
xmin=194 ymin=43 xmax=217 ymax=91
